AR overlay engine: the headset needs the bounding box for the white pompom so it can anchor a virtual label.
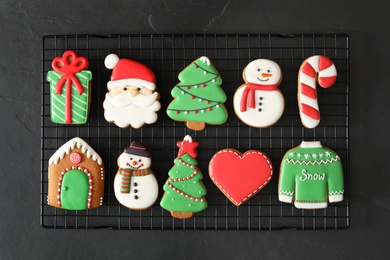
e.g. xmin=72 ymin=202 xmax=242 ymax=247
xmin=104 ymin=54 xmax=119 ymax=69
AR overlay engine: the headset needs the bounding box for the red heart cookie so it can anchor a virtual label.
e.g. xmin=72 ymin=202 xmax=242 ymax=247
xmin=209 ymin=149 xmax=273 ymax=206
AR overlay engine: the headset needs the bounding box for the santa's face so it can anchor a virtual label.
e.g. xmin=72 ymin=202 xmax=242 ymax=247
xmin=118 ymin=152 xmax=151 ymax=170
xmin=244 ymin=59 xmax=281 ymax=85
xmin=106 ymin=85 xmax=157 ymax=108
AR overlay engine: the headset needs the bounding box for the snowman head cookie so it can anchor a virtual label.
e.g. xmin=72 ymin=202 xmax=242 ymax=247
xmin=233 ymin=59 xmax=285 ymax=128
xmin=114 ymin=141 xmax=159 ymax=210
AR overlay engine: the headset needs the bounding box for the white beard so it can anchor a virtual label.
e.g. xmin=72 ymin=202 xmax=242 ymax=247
xmin=103 ymin=92 xmax=161 ymax=128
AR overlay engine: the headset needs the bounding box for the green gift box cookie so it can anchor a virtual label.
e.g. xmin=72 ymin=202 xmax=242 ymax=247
xmin=46 ymin=51 xmax=92 ymax=124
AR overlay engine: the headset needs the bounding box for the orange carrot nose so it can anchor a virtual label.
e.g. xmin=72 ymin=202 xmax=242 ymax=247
xmin=132 ymin=161 xmax=138 ymax=166
xmin=262 ymin=73 xmax=272 ymax=77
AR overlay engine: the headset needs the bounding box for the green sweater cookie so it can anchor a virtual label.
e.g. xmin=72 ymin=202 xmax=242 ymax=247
xmin=278 ymin=141 xmax=344 ymax=209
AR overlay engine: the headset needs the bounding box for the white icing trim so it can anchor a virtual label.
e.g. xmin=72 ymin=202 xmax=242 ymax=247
xmin=183 ymin=135 xmax=193 ymax=143
xmin=329 ymin=194 xmax=343 ymax=203
xmin=279 ymin=194 xmax=293 ymax=203
xmin=294 ymin=202 xmax=328 ymax=209
xmin=107 ymin=78 xmax=155 ymax=90
xmin=301 ymin=141 xmax=322 ymax=148
xmin=200 ymin=56 xmax=210 ymax=66
xmin=49 ymin=137 xmax=103 ymax=165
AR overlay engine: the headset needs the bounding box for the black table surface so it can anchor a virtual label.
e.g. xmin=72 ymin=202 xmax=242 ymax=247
xmin=1 ymin=0 xmax=389 ymax=259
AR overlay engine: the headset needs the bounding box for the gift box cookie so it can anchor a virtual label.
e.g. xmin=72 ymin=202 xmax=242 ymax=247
xmin=47 ymin=51 xmax=92 ymax=124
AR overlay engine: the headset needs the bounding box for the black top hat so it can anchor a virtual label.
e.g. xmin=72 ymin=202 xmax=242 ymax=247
xmin=124 ymin=141 xmax=151 ymax=158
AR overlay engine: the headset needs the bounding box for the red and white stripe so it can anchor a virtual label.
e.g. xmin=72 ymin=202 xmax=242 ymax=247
xmin=298 ymin=55 xmax=337 ymax=128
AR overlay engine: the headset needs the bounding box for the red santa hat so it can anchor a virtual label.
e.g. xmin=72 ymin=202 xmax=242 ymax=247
xmin=104 ymin=54 xmax=156 ymax=91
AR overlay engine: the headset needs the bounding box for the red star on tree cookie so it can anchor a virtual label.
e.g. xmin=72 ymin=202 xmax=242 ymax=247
xmin=177 ymin=135 xmax=199 ymax=158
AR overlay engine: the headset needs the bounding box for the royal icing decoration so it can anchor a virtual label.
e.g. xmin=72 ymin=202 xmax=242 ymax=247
xmin=48 ymin=137 xmax=104 ymax=210
xmin=209 ymin=149 xmax=273 ymax=206
xmin=47 ymin=51 xmax=92 ymax=124
xmin=233 ymin=59 xmax=284 ymax=128
xmin=298 ymin=55 xmax=337 ymax=128
xmin=166 ymin=56 xmax=228 ymax=131
xmin=103 ymin=54 xmax=161 ymax=129
xmin=114 ymin=141 xmax=159 ymax=210
xmin=160 ymin=135 xmax=207 ymax=219
xmin=278 ymin=141 xmax=344 ymax=209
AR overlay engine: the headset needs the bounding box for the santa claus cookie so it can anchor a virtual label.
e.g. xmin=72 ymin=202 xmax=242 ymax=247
xmin=103 ymin=54 xmax=161 ymax=128
xmin=166 ymin=56 xmax=228 ymax=131
xmin=48 ymin=137 xmax=105 ymax=210
xmin=233 ymin=59 xmax=284 ymax=128
xmin=160 ymin=135 xmax=207 ymax=219
xmin=114 ymin=141 xmax=159 ymax=210
xmin=209 ymin=149 xmax=272 ymax=206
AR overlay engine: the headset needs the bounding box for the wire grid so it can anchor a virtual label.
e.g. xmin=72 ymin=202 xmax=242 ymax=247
xmin=41 ymin=34 xmax=349 ymax=230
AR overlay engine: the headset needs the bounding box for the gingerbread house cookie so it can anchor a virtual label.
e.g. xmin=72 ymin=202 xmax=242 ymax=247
xmin=47 ymin=137 xmax=105 ymax=210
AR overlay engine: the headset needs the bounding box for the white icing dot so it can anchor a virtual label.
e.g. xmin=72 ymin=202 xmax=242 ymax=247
xmin=89 ymin=186 xmax=92 ymax=189
xmin=189 ymin=204 xmax=192 ymax=206
xmin=57 ymin=202 xmax=61 ymax=204
xmin=199 ymin=99 xmax=202 ymax=102
xmin=194 ymin=85 xmax=198 ymax=88
xmin=201 ymin=109 xmax=205 ymax=113
xmin=181 ymin=91 xmax=185 ymax=94
xmin=212 ymin=79 xmax=215 ymax=82
xmin=89 ymin=179 xmax=92 ymax=182
xmin=199 ymin=191 xmax=202 ymax=193
xmin=194 ymin=181 xmax=197 ymax=183
xmin=172 ymin=198 xmax=175 ymax=201
xmin=89 ymin=192 xmax=92 ymax=195
xmin=57 ymin=195 xmax=60 ymax=198
xmin=216 ymin=105 xmax=220 ymax=108
xmin=184 ymin=111 xmax=188 ymax=114
xmin=203 ymin=71 xmax=207 ymax=74
xmin=183 ymin=185 xmax=186 ymax=188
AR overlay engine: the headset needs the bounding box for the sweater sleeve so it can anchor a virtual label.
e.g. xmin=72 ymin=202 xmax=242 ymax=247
xmin=327 ymin=155 xmax=344 ymax=203
xmin=278 ymin=156 xmax=296 ymax=203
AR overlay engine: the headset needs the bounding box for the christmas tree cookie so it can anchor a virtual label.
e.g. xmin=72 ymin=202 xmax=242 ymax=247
xmin=166 ymin=56 xmax=228 ymax=131
xmin=278 ymin=141 xmax=344 ymax=209
xmin=47 ymin=51 xmax=92 ymax=124
xmin=160 ymin=135 xmax=207 ymax=219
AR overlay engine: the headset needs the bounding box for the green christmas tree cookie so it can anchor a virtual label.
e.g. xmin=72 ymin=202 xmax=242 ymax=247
xmin=166 ymin=56 xmax=228 ymax=131
xmin=160 ymin=135 xmax=207 ymax=219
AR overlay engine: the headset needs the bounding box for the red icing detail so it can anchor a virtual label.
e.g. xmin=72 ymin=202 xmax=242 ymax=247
xmin=110 ymin=59 xmax=155 ymax=83
xmin=194 ymin=110 xmax=197 ymax=114
xmin=206 ymin=100 xmax=210 ymax=104
xmin=209 ymin=150 xmax=272 ymax=206
xmin=52 ymin=51 xmax=88 ymax=124
xmin=186 ymin=86 xmax=190 ymax=89
xmin=301 ymin=103 xmax=320 ymax=120
xmin=177 ymin=138 xmax=199 ymax=158
xmin=175 ymin=110 xmax=179 ymax=114
xmin=319 ymin=76 xmax=337 ymax=88
xmin=302 ymin=62 xmax=316 ymax=78
xmin=208 ymin=107 xmax=212 ymax=111
xmin=70 ymin=152 xmax=82 ymax=164
xmin=194 ymin=65 xmax=198 ymax=68
xmin=301 ymin=83 xmax=317 ymax=99
xmin=319 ymin=56 xmax=333 ymax=71
xmin=191 ymin=96 xmax=195 ymax=99
xmin=240 ymin=83 xmax=278 ymax=112
xmin=201 ymin=83 xmax=206 ymax=87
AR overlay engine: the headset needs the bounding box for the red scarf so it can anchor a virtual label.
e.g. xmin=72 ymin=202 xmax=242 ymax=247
xmin=119 ymin=168 xmax=151 ymax=193
xmin=240 ymin=83 xmax=278 ymax=112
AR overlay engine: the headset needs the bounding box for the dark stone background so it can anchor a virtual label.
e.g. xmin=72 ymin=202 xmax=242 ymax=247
xmin=1 ymin=0 xmax=389 ymax=259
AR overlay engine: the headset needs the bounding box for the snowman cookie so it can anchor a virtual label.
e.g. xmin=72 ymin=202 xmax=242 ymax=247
xmin=103 ymin=54 xmax=161 ymax=129
xmin=114 ymin=141 xmax=159 ymax=210
xmin=233 ymin=59 xmax=284 ymax=128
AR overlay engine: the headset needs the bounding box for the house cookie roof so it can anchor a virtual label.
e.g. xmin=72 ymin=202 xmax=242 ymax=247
xmin=49 ymin=137 xmax=103 ymax=165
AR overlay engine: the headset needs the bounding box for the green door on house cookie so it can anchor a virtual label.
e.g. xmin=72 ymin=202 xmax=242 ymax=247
xmin=60 ymin=169 xmax=89 ymax=210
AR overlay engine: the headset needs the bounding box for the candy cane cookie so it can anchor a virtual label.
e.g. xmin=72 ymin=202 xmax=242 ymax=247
xmin=298 ymin=55 xmax=337 ymax=128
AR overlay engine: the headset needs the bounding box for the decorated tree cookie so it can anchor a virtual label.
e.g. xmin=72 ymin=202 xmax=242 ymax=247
xmin=47 ymin=51 xmax=92 ymax=124
xmin=103 ymin=54 xmax=161 ymax=129
xmin=160 ymin=135 xmax=207 ymax=219
xmin=113 ymin=141 xmax=159 ymax=210
xmin=278 ymin=141 xmax=344 ymax=209
xmin=166 ymin=56 xmax=228 ymax=131
xmin=48 ymin=137 xmax=105 ymax=210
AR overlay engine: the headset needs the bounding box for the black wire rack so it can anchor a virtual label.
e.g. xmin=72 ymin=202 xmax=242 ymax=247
xmin=41 ymin=34 xmax=349 ymax=230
